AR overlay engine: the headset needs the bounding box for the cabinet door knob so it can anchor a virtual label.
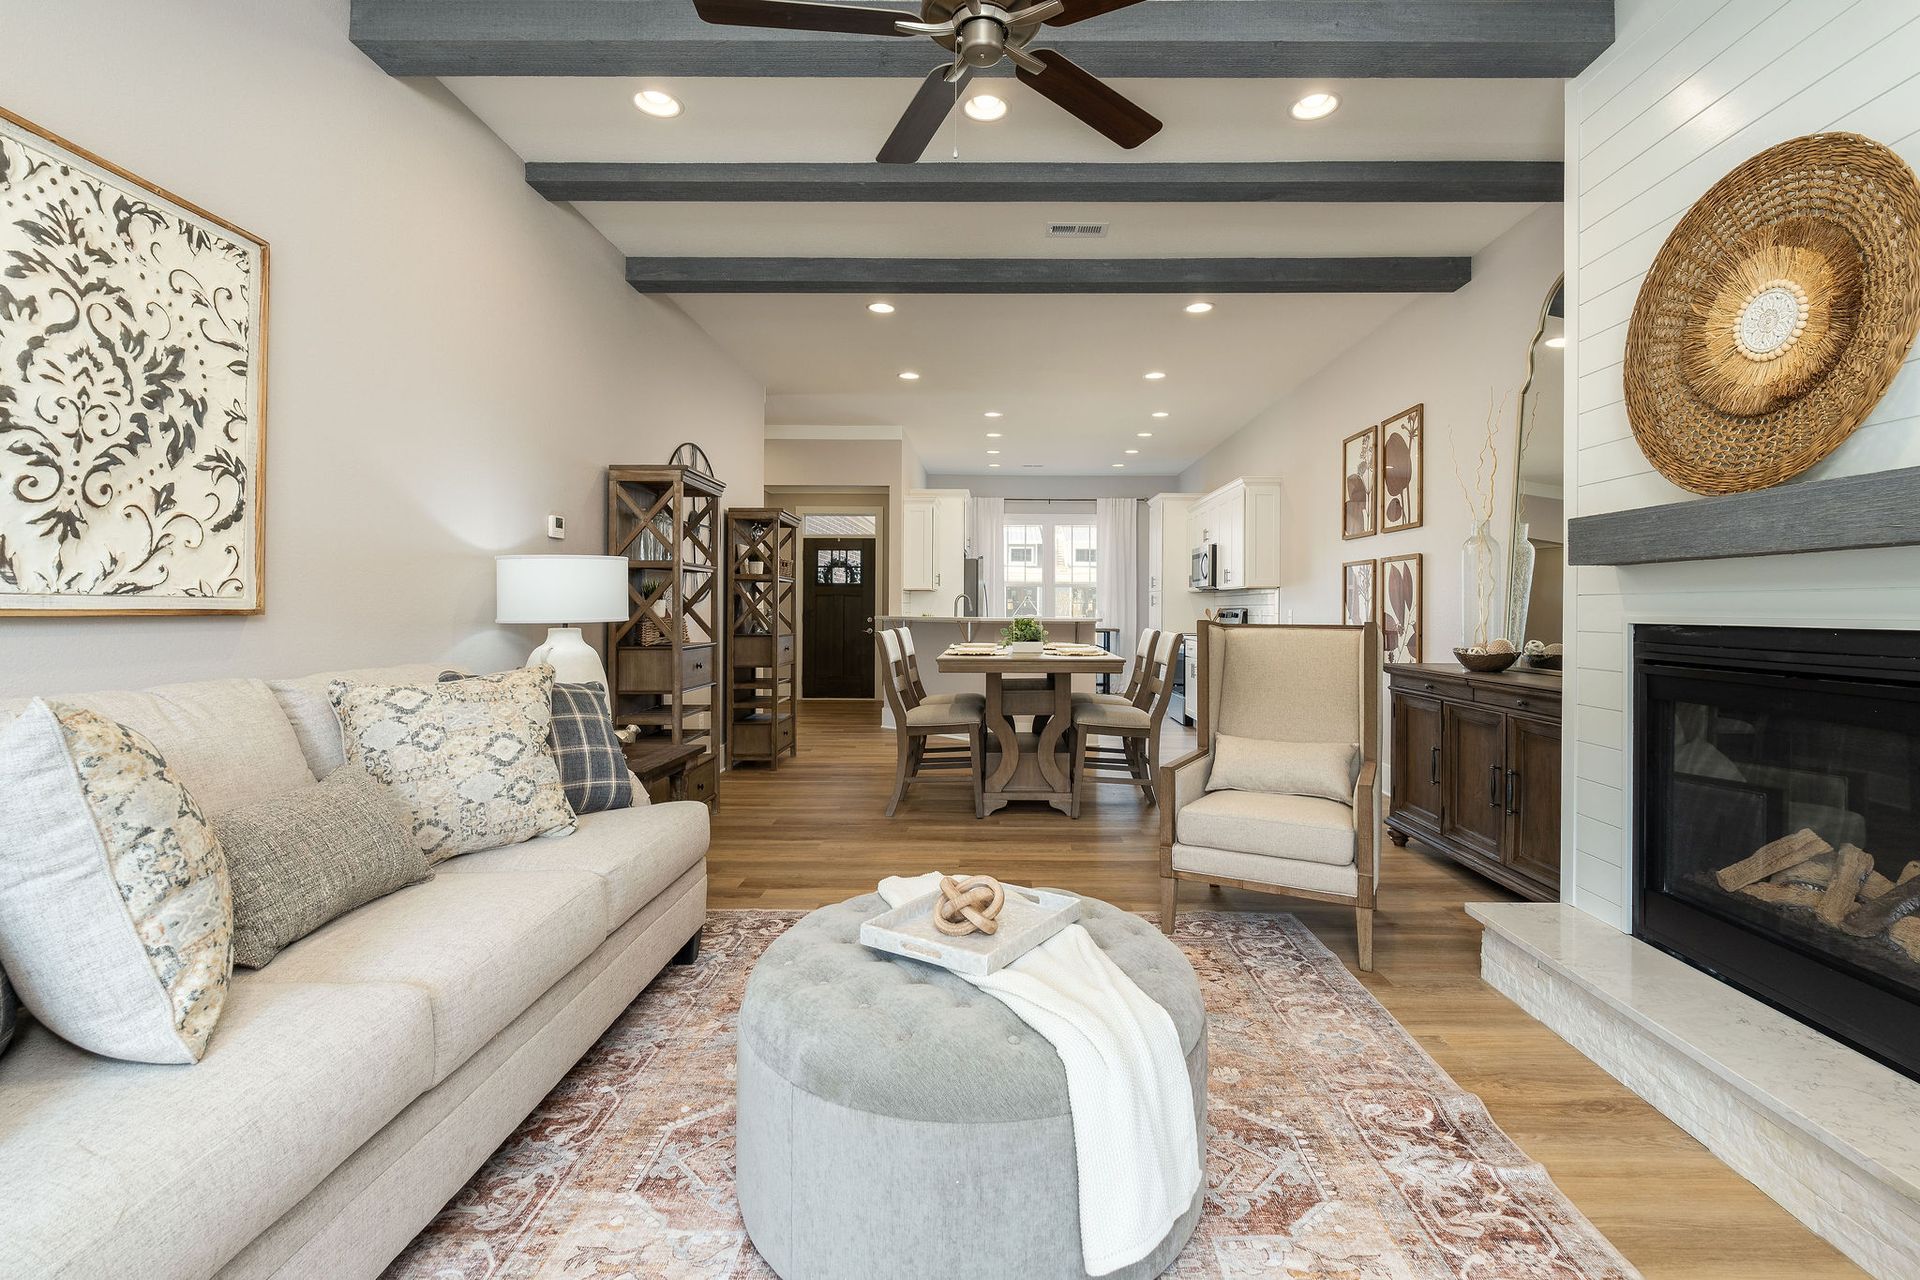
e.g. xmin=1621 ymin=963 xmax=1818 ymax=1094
xmin=1515 ymin=698 xmax=1530 ymax=708
xmin=1422 ymin=681 xmax=1435 ymax=691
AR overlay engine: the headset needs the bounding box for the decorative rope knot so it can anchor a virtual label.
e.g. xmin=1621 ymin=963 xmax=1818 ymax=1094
xmin=932 ymin=875 xmax=1006 ymax=937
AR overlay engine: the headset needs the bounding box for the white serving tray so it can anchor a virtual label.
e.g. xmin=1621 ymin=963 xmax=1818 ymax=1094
xmin=860 ymin=885 xmax=1082 ymax=978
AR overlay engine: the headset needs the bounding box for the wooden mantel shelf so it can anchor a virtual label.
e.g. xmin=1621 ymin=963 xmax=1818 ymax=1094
xmin=1567 ymin=465 xmax=1920 ymax=566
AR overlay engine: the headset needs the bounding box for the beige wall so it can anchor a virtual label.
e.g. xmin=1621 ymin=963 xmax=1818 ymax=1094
xmin=0 ymin=0 xmax=765 ymax=697
xmin=765 ymin=436 xmax=922 ymax=612
xmin=1180 ymin=205 xmax=1563 ymax=652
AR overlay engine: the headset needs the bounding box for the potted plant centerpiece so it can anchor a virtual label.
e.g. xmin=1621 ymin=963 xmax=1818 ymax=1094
xmin=1001 ymin=616 xmax=1049 ymax=654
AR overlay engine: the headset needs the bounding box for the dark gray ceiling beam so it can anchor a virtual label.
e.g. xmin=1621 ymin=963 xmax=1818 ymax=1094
xmin=531 ymin=160 xmax=1564 ymax=203
xmin=626 ymin=256 xmax=1471 ymax=293
xmin=350 ymin=1 xmax=1615 ymax=78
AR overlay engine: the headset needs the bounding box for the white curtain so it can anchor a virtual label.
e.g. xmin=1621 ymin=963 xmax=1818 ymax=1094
xmin=1096 ymin=497 xmax=1140 ymax=658
xmin=969 ymin=496 xmax=1006 ymax=615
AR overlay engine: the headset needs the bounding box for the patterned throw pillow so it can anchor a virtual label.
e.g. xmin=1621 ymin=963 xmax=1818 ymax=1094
xmin=1 ymin=965 xmax=15 ymax=1058
xmin=217 ymin=770 xmax=433 ymax=968
xmin=440 ymin=672 xmax=635 ymax=815
xmin=0 ymin=701 xmax=233 ymax=1064
xmin=330 ymin=665 xmax=575 ymax=862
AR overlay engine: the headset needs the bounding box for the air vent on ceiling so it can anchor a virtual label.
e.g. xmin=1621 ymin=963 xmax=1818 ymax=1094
xmin=1046 ymin=222 xmax=1108 ymax=238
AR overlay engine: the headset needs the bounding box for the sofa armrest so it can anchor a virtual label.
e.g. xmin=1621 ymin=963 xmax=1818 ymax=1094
xmin=1354 ymin=759 xmax=1379 ymax=892
xmin=1158 ymin=748 xmax=1213 ymax=858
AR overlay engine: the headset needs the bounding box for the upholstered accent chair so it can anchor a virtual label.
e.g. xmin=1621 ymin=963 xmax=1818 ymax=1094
xmin=1069 ymin=630 xmax=1182 ymax=816
xmin=1158 ymin=622 xmax=1381 ymax=970
xmin=878 ymin=629 xmax=986 ymax=818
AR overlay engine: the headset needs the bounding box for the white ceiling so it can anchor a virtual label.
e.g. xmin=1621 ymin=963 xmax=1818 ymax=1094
xmin=439 ymin=73 xmax=1564 ymax=475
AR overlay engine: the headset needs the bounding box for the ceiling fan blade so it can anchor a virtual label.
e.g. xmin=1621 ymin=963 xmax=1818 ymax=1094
xmin=1038 ymin=0 xmax=1148 ymax=26
xmin=877 ymin=64 xmax=975 ymax=164
xmin=1016 ymin=49 xmax=1161 ymax=149
xmin=692 ymin=0 xmax=917 ymax=37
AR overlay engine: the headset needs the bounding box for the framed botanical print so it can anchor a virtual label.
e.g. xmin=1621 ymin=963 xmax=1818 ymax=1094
xmin=1380 ymin=552 xmax=1423 ymax=663
xmin=1341 ymin=558 xmax=1377 ymax=627
xmin=0 ymin=108 xmax=268 ymax=616
xmin=1379 ymin=403 xmax=1424 ymax=534
xmin=1340 ymin=424 xmax=1377 ymax=541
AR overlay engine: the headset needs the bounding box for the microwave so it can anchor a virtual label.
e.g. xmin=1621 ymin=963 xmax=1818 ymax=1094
xmin=1190 ymin=543 xmax=1217 ymax=591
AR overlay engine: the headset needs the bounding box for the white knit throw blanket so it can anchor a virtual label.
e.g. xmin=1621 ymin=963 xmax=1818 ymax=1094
xmin=877 ymin=874 xmax=1201 ymax=1276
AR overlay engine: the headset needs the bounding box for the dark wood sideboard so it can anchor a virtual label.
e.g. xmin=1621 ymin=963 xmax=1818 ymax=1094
xmin=1386 ymin=663 xmax=1561 ymax=902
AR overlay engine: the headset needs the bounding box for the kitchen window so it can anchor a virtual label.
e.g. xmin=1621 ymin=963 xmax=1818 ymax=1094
xmin=1003 ymin=517 xmax=1098 ymax=619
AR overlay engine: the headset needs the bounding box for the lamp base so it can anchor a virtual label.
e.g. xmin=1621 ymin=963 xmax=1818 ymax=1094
xmin=526 ymin=627 xmax=611 ymax=702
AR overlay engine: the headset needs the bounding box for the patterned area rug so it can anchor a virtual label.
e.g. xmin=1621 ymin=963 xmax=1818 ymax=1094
xmin=385 ymin=911 xmax=1641 ymax=1279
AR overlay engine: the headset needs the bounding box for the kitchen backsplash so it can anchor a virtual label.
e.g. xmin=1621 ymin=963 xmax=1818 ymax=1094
xmin=1200 ymin=589 xmax=1280 ymax=625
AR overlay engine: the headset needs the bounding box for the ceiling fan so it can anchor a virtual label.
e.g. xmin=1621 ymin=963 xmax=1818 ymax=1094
xmin=691 ymin=0 xmax=1162 ymax=163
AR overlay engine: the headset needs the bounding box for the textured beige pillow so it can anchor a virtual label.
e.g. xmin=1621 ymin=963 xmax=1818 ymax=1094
xmin=329 ymin=665 xmax=575 ymax=861
xmin=0 ymin=701 xmax=233 ymax=1064
xmin=1205 ymin=735 xmax=1358 ymax=804
xmin=218 ymin=770 xmax=432 ymax=968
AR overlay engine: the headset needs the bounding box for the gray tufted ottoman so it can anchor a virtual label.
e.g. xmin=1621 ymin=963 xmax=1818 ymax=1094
xmin=735 ymin=893 xmax=1207 ymax=1280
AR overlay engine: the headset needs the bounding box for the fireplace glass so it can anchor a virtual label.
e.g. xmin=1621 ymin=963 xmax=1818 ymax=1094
xmin=1636 ymin=624 xmax=1920 ymax=1077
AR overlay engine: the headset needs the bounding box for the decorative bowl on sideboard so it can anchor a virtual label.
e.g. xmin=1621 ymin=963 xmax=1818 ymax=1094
xmin=1454 ymin=647 xmax=1521 ymax=673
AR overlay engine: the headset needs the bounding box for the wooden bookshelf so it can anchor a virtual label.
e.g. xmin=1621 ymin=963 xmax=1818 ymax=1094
xmin=724 ymin=508 xmax=799 ymax=768
xmin=607 ymin=465 xmax=724 ymax=766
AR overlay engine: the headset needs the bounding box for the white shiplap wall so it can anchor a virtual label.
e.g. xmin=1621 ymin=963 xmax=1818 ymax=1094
xmin=1565 ymin=0 xmax=1920 ymax=929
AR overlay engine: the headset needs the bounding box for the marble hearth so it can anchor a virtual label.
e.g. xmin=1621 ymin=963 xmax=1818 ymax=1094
xmin=1472 ymin=902 xmax=1920 ymax=1280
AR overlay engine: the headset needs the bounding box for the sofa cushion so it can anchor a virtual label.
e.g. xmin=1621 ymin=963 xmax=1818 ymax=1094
xmin=1206 ymin=735 xmax=1358 ymax=804
xmin=437 ymin=800 xmax=708 ymax=935
xmin=0 ymin=703 xmax=233 ymax=1065
xmin=0 ymin=974 xmax=433 ymax=1280
xmin=0 ymin=966 xmax=14 ymax=1059
xmin=1175 ymin=790 xmax=1356 ymax=866
xmin=329 ymin=666 xmax=575 ymax=861
xmin=0 ymin=678 xmax=313 ymax=817
xmin=217 ymin=771 xmax=432 ymax=969
xmin=247 ymin=871 xmax=603 ymax=1083
xmin=267 ymin=664 xmax=460 ymax=781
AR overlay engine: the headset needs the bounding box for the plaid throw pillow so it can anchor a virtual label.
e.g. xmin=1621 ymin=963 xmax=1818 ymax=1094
xmin=439 ymin=673 xmax=634 ymax=815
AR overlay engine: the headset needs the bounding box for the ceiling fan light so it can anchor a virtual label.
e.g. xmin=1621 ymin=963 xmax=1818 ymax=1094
xmin=633 ymin=89 xmax=683 ymax=119
xmin=1290 ymin=91 xmax=1340 ymax=121
xmin=963 ymin=94 xmax=1009 ymax=123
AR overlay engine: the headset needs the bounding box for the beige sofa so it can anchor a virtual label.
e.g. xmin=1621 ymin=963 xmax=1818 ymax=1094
xmin=0 ymin=664 xmax=709 ymax=1280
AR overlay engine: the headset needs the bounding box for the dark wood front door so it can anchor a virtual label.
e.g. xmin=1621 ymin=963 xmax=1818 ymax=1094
xmin=803 ymin=537 xmax=877 ymax=698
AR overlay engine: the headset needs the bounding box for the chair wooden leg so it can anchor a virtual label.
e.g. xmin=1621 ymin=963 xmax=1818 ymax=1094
xmin=970 ymin=724 xmax=985 ymax=819
xmin=1138 ymin=730 xmax=1159 ymax=806
xmin=1159 ymin=875 xmax=1177 ymax=935
xmin=886 ymin=731 xmax=912 ymax=817
xmin=1356 ymin=906 xmax=1374 ymax=972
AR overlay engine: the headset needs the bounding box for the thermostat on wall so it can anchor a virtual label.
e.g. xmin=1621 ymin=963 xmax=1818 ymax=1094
xmin=547 ymin=515 xmax=566 ymax=540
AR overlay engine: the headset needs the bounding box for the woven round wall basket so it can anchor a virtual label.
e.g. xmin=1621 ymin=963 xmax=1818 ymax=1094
xmin=1624 ymin=131 xmax=1920 ymax=495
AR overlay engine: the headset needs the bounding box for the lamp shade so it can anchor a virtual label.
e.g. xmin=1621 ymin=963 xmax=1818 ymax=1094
xmin=495 ymin=555 xmax=628 ymax=625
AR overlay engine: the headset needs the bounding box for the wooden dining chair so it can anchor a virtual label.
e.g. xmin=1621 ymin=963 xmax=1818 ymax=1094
xmin=878 ymin=629 xmax=986 ymax=818
xmin=1068 ymin=630 xmax=1182 ymax=817
xmin=1073 ymin=627 xmax=1160 ymax=711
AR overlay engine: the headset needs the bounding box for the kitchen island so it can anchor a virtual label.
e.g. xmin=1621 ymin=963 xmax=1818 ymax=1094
xmin=875 ymin=616 xmax=1100 ymax=727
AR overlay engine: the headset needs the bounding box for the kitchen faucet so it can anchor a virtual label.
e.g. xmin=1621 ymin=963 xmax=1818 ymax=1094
xmin=953 ymin=593 xmax=974 ymax=617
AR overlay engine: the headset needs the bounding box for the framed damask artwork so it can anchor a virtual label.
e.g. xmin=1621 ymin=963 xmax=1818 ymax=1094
xmin=1340 ymin=424 xmax=1376 ymax=541
xmin=1380 ymin=552 xmax=1423 ymax=663
xmin=1341 ymin=558 xmax=1377 ymax=627
xmin=1379 ymin=403 xmax=1424 ymax=534
xmin=0 ymin=109 xmax=268 ymax=616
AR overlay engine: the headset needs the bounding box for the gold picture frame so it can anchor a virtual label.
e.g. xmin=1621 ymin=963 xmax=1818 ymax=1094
xmin=1341 ymin=558 xmax=1378 ymax=627
xmin=1379 ymin=404 xmax=1424 ymax=534
xmin=1340 ymin=424 xmax=1378 ymax=541
xmin=1380 ymin=552 xmax=1423 ymax=663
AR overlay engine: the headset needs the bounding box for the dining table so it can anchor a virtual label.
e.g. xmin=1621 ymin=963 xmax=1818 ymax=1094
xmin=934 ymin=643 xmax=1126 ymax=816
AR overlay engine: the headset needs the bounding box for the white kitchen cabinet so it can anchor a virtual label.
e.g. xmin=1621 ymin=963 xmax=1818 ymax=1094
xmin=1147 ymin=493 xmax=1204 ymax=636
xmin=902 ymin=495 xmax=935 ymax=592
xmin=1183 ymin=478 xmax=1281 ymax=591
xmin=902 ymin=488 xmax=969 ymax=601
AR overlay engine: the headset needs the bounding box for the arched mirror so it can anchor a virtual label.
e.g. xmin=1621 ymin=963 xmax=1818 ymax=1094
xmin=1505 ymin=277 xmax=1565 ymax=647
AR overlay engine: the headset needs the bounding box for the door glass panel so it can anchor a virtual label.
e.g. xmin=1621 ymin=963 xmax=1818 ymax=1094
xmin=814 ymin=548 xmax=862 ymax=585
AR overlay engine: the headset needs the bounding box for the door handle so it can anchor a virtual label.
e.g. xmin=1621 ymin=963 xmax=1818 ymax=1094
xmin=1429 ymin=746 xmax=1440 ymax=786
xmin=1506 ymin=769 xmax=1519 ymax=816
xmin=1489 ymin=763 xmax=1502 ymax=807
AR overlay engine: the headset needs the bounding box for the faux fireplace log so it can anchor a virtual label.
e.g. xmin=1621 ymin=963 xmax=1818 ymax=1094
xmin=1840 ymin=879 xmax=1920 ymax=937
xmin=1815 ymin=844 xmax=1874 ymax=926
xmin=1714 ymin=828 xmax=1831 ymax=891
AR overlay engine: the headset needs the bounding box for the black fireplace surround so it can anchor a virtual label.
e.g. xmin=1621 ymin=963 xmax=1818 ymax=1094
xmin=1635 ymin=624 xmax=1920 ymax=1080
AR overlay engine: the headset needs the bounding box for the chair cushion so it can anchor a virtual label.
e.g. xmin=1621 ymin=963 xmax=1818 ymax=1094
xmin=905 ymin=695 xmax=984 ymax=727
xmin=437 ymin=800 xmax=709 ymax=935
xmin=1071 ymin=691 xmax=1132 ymax=707
xmin=1175 ymin=790 xmax=1356 ymax=866
xmin=0 ymin=703 xmax=232 ymax=1065
xmin=1206 ymin=735 xmax=1357 ymax=804
xmin=1073 ymin=701 xmax=1151 ymax=731
xmin=268 ymin=664 xmax=459 ymax=780
xmin=247 ymin=870 xmax=602 ymax=1083
xmin=0 ymin=975 xmax=434 ymax=1280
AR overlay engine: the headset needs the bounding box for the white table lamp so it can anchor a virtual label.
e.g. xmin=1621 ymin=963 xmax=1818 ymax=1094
xmin=496 ymin=555 xmax=629 ymax=697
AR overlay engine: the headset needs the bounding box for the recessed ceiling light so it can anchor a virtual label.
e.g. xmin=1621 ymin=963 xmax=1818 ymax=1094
xmin=963 ymin=94 xmax=1009 ymax=123
xmin=1137 ymin=431 xmax=1154 ymax=438
xmin=989 ymin=462 xmax=1001 ymax=468
xmin=984 ymin=411 xmax=1003 ymax=418
xmin=1150 ymin=412 xmax=1169 ymax=419
xmin=898 ymin=370 xmax=920 ymax=380
xmin=1290 ymin=91 xmax=1340 ymax=121
xmin=1143 ymin=371 xmax=1166 ymax=380
xmin=1112 ymin=462 xmax=1126 ymax=468
xmin=987 ymin=449 xmax=1001 ymax=455
xmin=867 ymin=301 xmax=895 ymax=314
xmin=632 ymin=89 xmax=683 ymax=119
xmin=1184 ymin=301 xmax=1213 ymax=314
xmin=1125 ymin=449 xmax=1140 ymax=454
xmin=986 ymin=431 xmax=1003 ymax=438
xmin=1544 ymin=335 xmax=1567 ymax=349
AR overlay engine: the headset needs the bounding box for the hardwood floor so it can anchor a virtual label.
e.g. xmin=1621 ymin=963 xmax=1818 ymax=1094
xmin=709 ymin=700 xmax=1865 ymax=1280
